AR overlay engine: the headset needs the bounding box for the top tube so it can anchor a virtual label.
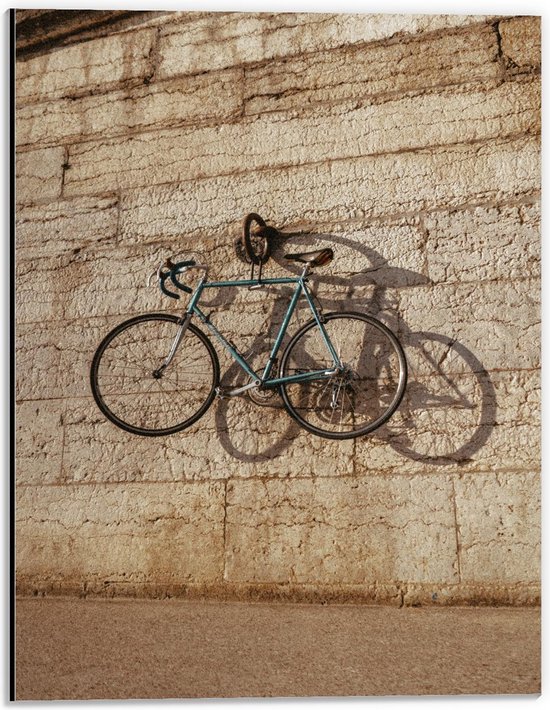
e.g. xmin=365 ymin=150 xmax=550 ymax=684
xmin=204 ymin=277 xmax=301 ymax=288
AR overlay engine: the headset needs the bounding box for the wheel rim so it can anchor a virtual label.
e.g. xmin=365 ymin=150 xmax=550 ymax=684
xmin=92 ymin=316 xmax=217 ymax=435
xmin=280 ymin=314 xmax=406 ymax=438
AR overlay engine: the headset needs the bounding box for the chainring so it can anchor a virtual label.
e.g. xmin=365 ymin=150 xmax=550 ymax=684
xmin=247 ymin=385 xmax=279 ymax=406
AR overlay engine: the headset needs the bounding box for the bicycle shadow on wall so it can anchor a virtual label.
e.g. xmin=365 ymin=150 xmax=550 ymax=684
xmin=213 ymin=229 xmax=497 ymax=467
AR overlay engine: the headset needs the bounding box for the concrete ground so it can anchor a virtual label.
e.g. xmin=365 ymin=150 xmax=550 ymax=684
xmin=15 ymin=597 xmax=540 ymax=700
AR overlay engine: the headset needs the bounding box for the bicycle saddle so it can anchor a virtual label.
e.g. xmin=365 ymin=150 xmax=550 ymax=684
xmin=284 ymin=248 xmax=334 ymax=267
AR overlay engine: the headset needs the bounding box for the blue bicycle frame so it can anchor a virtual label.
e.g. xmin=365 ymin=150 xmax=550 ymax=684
xmin=180 ymin=268 xmax=343 ymax=390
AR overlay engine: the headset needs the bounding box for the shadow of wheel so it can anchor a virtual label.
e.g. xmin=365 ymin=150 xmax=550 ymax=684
xmin=380 ymin=332 xmax=497 ymax=465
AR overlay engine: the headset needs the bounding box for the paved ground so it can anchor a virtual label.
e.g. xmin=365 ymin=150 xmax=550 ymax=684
xmin=15 ymin=597 xmax=540 ymax=700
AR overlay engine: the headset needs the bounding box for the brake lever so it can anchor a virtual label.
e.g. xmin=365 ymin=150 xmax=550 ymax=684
xmin=147 ymin=269 xmax=158 ymax=287
xmin=147 ymin=260 xmax=165 ymax=287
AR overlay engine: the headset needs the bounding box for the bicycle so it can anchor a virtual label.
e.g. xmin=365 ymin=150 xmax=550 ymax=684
xmin=90 ymin=214 xmax=407 ymax=440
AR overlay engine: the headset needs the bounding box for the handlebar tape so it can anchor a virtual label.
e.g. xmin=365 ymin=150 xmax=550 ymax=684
xmin=170 ymin=260 xmax=196 ymax=294
xmin=160 ymin=272 xmax=180 ymax=299
xmin=159 ymin=260 xmax=197 ymax=299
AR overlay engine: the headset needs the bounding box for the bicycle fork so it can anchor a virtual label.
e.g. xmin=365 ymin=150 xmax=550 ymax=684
xmin=152 ymin=313 xmax=193 ymax=378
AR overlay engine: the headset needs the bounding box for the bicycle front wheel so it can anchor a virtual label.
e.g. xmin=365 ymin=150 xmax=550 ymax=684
xmin=90 ymin=314 xmax=219 ymax=436
xmin=279 ymin=312 xmax=407 ymax=439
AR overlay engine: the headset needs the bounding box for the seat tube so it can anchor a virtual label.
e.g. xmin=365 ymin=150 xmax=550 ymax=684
xmin=261 ymin=281 xmax=303 ymax=380
xmin=301 ymin=282 xmax=341 ymax=366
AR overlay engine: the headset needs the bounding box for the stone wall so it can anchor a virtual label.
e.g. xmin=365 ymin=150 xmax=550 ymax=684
xmin=15 ymin=11 xmax=541 ymax=605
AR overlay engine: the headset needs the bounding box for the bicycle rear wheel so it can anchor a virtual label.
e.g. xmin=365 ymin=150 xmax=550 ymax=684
xmin=279 ymin=312 xmax=407 ymax=439
xmin=90 ymin=314 xmax=219 ymax=436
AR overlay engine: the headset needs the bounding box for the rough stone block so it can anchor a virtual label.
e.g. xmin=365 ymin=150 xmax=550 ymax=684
xmin=16 ymin=196 xmax=118 ymax=259
xmin=16 ymin=400 xmax=64 ymax=485
xmin=16 ymin=481 xmax=225 ymax=584
xmin=16 ymin=322 xmax=64 ymax=401
xmin=425 ymin=200 xmax=540 ymax=283
xmin=17 ymin=367 xmax=540 ymax=493
xmin=398 ymin=279 xmax=540 ymax=372
xmin=16 ymin=68 xmax=242 ymax=149
xmin=119 ymin=137 xmax=539 ymax=244
xmin=14 ymin=250 xmax=239 ymax=317
xmin=16 ymin=147 xmax=64 ymax=204
xmin=15 ymin=217 xmax=424 ymax=324
xmin=64 ymin=79 xmax=539 ymax=197
xmin=16 ymin=246 xmax=168 ymax=324
xmin=225 ymin=476 xmax=458 ymax=584
xmin=499 ymin=16 xmax=541 ymax=69
xmin=197 ymin=214 xmax=425 ymax=290
xmin=244 ymin=24 xmax=500 ymax=114
xmin=16 ymin=317 xmax=117 ymax=401
xmin=375 ymin=369 xmax=540 ymax=474
xmin=158 ymin=13 xmax=491 ymax=79
xmin=455 ymin=472 xmax=540 ymax=582
xmin=60 ymin=396 xmax=353 ymax=484
xmin=490 ymin=369 xmax=540 ymax=428
xmin=16 ymin=27 xmax=157 ymax=105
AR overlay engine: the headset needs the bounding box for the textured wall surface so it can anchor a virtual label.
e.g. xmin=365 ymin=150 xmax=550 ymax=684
xmin=16 ymin=11 xmax=541 ymax=605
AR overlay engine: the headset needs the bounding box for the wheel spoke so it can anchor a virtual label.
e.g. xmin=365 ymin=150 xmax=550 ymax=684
xmin=91 ymin=315 xmax=218 ymax=435
xmin=280 ymin=314 xmax=406 ymax=439
xmin=339 ymin=381 xmax=346 ymax=432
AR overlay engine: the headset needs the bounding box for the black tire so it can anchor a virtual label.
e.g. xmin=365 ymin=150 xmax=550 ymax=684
xmin=279 ymin=312 xmax=407 ymax=439
xmin=90 ymin=314 xmax=219 ymax=436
